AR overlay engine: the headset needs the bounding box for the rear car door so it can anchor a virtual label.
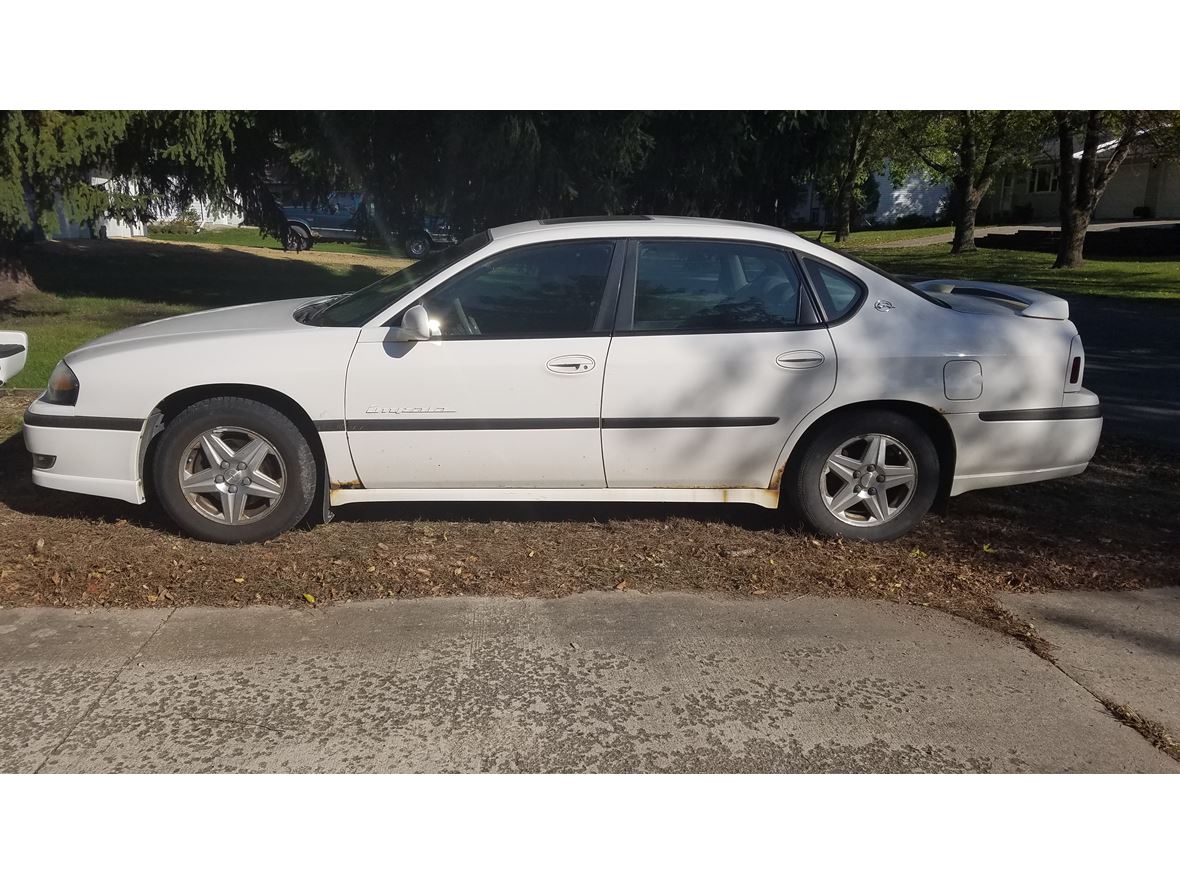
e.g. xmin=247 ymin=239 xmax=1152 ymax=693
xmin=601 ymin=238 xmax=837 ymax=488
xmin=345 ymin=238 xmax=623 ymax=488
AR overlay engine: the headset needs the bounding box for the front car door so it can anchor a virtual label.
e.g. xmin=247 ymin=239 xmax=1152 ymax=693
xmin=601 ymin=238 xmax=838 ymax=489
xmin=344 ymin=238 xmax=623 ymax=488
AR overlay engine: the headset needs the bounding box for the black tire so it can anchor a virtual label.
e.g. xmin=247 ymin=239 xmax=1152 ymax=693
xmin=404 ymin=232 xmax=430 ymax=258
xmin=787 ymin=409 xmax=940 ymax=542
xmin=285 ymin=226 xmax=311 ymax=252
xmin=152 ymin=397 xmax=317 ymax=544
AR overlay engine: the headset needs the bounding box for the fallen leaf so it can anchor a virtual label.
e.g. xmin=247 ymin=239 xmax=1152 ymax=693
xmin=33 ymin=538 xmax=45 ymax=554
xmin=302 ymin=593 xmax=316 ymax=604
xmin=233 ymin=576 xmax=246 ymax=584
xmin=983 ymin=544 xmax=996 ymax=554
xmin=614 ymin=579 xmax=628 ymax=590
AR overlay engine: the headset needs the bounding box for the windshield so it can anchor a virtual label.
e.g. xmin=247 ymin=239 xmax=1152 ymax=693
xmin=314 ymin=231 xmax=492 ymax=326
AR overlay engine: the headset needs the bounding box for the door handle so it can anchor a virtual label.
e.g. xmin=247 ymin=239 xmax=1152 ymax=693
xmin=776 ymin=350 xmax=825 ymax=370
xmin=546 ymin=355 xmax=596 ymax=374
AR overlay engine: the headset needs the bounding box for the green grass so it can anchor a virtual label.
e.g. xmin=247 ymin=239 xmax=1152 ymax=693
xmin=3 ymin=240 xmax=398 ymax=388
xmin=147 ymin=225 xmax=401 ymax=258
xmin=793 ymin=226 xmax=955 ymax=247
xmin=844 ymin=245 xmax=1180 ymax=300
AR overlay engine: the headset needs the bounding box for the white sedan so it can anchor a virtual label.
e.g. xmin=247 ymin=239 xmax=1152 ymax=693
xmin=20 ymin=216 xmax=1101 ymax=543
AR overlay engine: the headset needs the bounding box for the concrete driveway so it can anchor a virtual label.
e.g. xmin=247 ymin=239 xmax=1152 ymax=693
xmin=2 ymin=592 xmax=1175 ymax=773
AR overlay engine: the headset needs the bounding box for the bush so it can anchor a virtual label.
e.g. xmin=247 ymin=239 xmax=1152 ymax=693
xmin=1011 ymin=203 xmax=1035 ymax=224
xmin=892 ymin=212 xmax=930 ymax=229
xmin=1133 ymin=205 xmax=1154 ymax=219
xmin=147 ymin=208 xmax=202 ymax=236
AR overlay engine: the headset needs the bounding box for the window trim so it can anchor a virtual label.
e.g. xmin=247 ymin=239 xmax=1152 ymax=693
xmin=613 ymin=237 xmax=826 ymax=337
xmin=796 ymin=253 xmax=869 ymax=326
xmin=386 ymin=237 xmax=625 ymax=341
xmin=1028 ymin=165 xmax=1059 ymax=194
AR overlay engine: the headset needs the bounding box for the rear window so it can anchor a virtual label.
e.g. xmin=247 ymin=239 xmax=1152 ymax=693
xmin=800 ymin=258 xmax=863 ymax=321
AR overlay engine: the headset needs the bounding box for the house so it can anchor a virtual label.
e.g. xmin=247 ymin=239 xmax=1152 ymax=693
xmin=786 ymin=164 xmax=949 ymax=229
xmin=50 ymin=176 xmax=244 ymax=240
xmin=980 ymin=139 xmax=1180 ymax=224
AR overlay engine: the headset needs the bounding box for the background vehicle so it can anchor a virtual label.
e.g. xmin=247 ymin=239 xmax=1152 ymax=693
xmin=0 ymin=331 xmax=28 ymax=386
xmin=22 ymin=216 xmax=1101 ymax=544
xmin=280 ymin=192 xmax=457 ymax=257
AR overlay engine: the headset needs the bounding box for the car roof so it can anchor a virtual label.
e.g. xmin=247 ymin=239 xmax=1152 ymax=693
xmin=488 ymin=215 xmax=810 ymax=248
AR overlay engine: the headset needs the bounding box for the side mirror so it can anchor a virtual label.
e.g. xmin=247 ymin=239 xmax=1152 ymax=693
xmin=392 ymin=304 xmax=432 ymax=342
xmin=0 ymin=331 xmax=28 ymax=386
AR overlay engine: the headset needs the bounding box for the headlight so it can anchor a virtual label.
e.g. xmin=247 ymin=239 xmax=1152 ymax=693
xmin=44 ymin=361 xmax=79 ymax=406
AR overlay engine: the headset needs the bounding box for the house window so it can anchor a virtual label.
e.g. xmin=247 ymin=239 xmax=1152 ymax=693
xmin=1029 ymin=166 xmax=1059 ymax=194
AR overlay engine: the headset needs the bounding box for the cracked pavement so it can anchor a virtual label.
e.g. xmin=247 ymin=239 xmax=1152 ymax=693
xmin=1 ymin=591 xmax=1176 ymax=773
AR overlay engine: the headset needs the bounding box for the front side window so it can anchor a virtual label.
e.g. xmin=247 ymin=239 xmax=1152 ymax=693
xmin=633 ymin=240 xmax=803 ymax=333
xmin=417 ymin=240 xmax=615 ymax=338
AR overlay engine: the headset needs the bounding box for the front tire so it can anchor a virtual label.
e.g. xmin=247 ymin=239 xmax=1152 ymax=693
xmin=403 ymin=232 xmax=430 ymax=258
xmin=152 ymin=397 xmax=317 ymax=543
xmin=285 ymin=226 xmax=311 ymax=252
xmin=788 ymin=410 xmax=939 ymax=542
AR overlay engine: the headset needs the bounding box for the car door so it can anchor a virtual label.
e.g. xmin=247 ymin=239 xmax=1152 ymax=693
xmin=601 ymin=238 xmax=838 ymax=489
xmin=344 ymin=238 xmax=623 ymax=488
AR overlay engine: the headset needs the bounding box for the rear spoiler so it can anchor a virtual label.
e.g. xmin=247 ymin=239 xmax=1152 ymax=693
xmin=914 ymin=279 xmax=1070 ymax=320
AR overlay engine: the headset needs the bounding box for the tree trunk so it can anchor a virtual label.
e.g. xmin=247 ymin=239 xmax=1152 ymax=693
xmin=1056 ymin=210 xmax=1089 ymax=268
xmin=949 ymin=177 xmax=983 ymax=254
xmin=833 ymin=184 xmax=853 ymax=242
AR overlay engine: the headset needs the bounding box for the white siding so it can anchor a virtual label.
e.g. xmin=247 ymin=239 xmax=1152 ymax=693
xmin=867 ymin=163 xmax=949 ymax=224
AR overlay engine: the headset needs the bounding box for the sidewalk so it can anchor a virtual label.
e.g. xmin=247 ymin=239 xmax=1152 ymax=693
xmin=2 ymin=592 xmax=1175 ymax=773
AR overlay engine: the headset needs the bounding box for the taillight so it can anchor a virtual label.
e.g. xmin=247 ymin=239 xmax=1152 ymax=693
xmin=1065 ymin=335 xmax=1085 ymax=391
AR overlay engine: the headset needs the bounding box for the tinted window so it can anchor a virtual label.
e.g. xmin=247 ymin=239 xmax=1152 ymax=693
xmin=802 ymin=258 xmax=863 ymax=321
xmin=633 ymin=241 xmax=802 ymax=332
xmin=419 ymin=240 xmax=615 ymax=338
xmin=315 ymin=232 xmax=492 ymax=327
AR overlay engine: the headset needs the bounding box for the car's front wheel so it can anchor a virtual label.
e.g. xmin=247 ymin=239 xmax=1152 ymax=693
xmin=152 ymin=397 xmax=317 ymax=543
xmin=788 ymin=410 xmax=940 ymax=542
xmin=403 ymin=232 xmax=430 ymax=258
xmin=285 ymin=226 xmax=311 ymax=252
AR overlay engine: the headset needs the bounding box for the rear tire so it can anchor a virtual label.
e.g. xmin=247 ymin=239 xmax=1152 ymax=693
xmin=152 ymin=397 xmax=317 ymax=543
xmin=788 ymin=409 xmax=939 ymax=542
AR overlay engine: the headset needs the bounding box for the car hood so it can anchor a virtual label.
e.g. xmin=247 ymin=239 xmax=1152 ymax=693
xmin=70 ymin=297 xmax=327 ymax=357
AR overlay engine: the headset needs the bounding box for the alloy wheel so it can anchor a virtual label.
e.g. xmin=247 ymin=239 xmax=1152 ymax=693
xmin=819 ymin=433 xmax=917 ymax=526
xmin=178 ymin=426 xmax=286 ymax=525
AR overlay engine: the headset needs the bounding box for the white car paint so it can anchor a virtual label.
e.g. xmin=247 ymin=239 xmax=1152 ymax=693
xmin=21 ymin=216 xmax=1101 ymax=533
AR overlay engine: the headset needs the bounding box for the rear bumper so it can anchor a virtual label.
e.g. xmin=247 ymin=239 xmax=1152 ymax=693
xmin=22 ymin=405 xmax=146 ymax=504
xmin=946 ymin=394 xmax=1103 ymax=496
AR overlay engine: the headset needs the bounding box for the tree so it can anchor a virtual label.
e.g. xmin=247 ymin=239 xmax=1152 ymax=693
xmin=811 ymin=111 xmax=891 ymax=242
xmin=892 ymin=111 xmax=1046 ymax=254
xmin=1053 ymin=110 xmax=1180 ymax=268
xmin=1 ymin=111 xmax=289 ymax=303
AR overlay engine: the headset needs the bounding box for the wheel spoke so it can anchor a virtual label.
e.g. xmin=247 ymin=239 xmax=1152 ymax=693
xmin=827 ymin=483 xmax=861 ymax=515
xmin=826 ymin=453 xmax=860 ymax=483
xmin=200 ymin=432 xmax=236 ymax=469
xmin=881 ymin=466 xmax=915 ymax=490
xmin=181 ymin=466 xmax=221 ymax=495
xmin=863 ymin=491 xmax=888 ymax=522
xmin=221 ymin=486 xmax=248 ymax=524
xmin=864 ymin=434 xmax=888 ymax=469
xmin=247 ymin=470 xmax=283 ymax=499
xmin=234 ymin=437 xmax=270 ymax=472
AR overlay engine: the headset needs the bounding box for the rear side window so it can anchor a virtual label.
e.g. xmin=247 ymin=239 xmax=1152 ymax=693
xmin=633 ymin=240 xmax=803 ymax=333
xmin=801 ymin=258 xmax=865 ymax=321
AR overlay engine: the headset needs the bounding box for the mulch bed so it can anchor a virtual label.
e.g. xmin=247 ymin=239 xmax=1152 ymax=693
xmin=2 ymin=391 xmax=1177 ymax=636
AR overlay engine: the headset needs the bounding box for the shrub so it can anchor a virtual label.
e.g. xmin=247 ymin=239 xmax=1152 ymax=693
xmin=147 ymin=208 xmax=202 ymax=236
xmin=1132 ymin=205 xmax=1154 ymax=219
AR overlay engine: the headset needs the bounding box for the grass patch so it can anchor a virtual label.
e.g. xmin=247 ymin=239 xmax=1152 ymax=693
xmin=3 ymin=240 xmax=403 ymax=388
xmin=147 ymin=225 xmax=402 ymax=258
xmin=847 ymin=245 xmax=1180 ymax=300
xmin=794 ymin=226 xmax=955 ymax=247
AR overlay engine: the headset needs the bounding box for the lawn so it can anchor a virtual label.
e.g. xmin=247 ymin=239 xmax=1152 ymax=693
xmin=2 ymin=239 xmax=405 ymax=389
xmin=794 ymin=226 xmax=955 ymax=247
xmin=147 ymin=225 xmax=401 ymax=258
xmin=848 ymin=245 xmax=1180 ymax=300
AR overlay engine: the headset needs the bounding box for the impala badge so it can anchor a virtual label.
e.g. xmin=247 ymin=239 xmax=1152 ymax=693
xmin=874 ymin=300 xmax=895 ymax=312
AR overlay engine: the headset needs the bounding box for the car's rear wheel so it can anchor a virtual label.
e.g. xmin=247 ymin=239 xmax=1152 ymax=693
xmin=403 ymin=232 xmax=430 ymax=258
xmin=285 ymin=226 xmax=311 ymax=252
xmin=788 ymin=410 xmax=939 ymax=542
xmin=153 ymin=397 xmax=317 ymax=543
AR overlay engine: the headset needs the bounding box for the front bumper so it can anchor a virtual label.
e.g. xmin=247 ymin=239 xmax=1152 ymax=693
xmin=23 ymin=403 xmax=146 ymax=504
xmin=946 ymin=392 xmax=1103 ymax=496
